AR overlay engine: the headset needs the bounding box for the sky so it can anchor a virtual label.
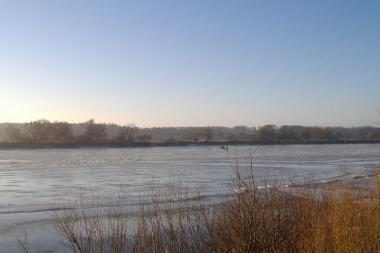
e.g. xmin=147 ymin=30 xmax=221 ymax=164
xmin=0 ymin=0 xmax=379 ymax=127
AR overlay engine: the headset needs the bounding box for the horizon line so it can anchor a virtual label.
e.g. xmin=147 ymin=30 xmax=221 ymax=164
xmin=0 ymin=119 xmax=379 ymax=129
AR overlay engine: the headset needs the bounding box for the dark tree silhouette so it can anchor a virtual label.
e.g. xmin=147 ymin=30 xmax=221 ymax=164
xmin=278 ymin=125 xmax=298 ymax=141
xmin=28 ymin=119 xmax=54 ymax=143
xmin=203 ymin=127 xmax=213 ymax=142
xmin=52 ymin=122 xmax=73 ymax=143
xmin=137 ymin=134 xmax=152 ymax=143
xmin=116 ymin=124 xmax=137 ymax=144
xmin=4 ymin=125 xmax=24 ymax=142
xmin=82 ymin=119 xmax=106 ymax=144
xmin=255 ymin=125 xmax=275 ymax=142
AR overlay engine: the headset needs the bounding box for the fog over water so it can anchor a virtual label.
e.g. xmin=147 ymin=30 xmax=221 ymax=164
xmin=0 ymin=144 xmax=380 ymax=252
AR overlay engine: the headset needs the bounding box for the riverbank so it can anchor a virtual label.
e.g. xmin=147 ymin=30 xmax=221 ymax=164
xmin=1 ymin=139 xmax=380 ymax=149
xmin=21 ymin=169 xmax=379 ymax=253
xmin=289 ymin=167 xmax=380 ymax=191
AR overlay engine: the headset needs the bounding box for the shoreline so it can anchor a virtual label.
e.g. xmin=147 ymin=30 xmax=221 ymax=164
xmin=287 ymin=167 xmax=380 ymax=193
xmin=1 ymin=139 xmax=380 ymax=150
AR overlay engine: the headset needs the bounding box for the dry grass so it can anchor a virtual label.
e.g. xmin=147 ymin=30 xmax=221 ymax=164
xmin=50 ymin=171 xmax=380 ymax=253
xmin=54 ymin=187 xmax=215 ymax=253
xmin=18 ymin=166 xmax=379 ymax=253
xmin=297 ymin=189 xmax=380 ymax=253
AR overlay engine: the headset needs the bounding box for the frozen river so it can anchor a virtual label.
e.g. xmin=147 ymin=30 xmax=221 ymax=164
xmin=0 ymin=144 xmax=380 ymax=252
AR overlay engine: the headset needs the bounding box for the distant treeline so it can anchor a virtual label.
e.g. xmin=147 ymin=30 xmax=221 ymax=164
xmin=0 ymin=119 xmax=380 ymax=146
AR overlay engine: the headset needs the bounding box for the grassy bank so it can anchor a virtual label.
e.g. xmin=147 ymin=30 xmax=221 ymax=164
xmin=20 ymin=171 xmax=380 ymax=253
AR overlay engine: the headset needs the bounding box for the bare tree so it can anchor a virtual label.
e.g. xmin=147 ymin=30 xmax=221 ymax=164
xmin=4 ymin=124 xmax=24 ymax=142
xmin=82 ymin=119 xmax=107 ymax=144
xmin=116 ymin=124 xmax=137 ymax=144
xmin=28 ymin=119 xmax=53 ymax=143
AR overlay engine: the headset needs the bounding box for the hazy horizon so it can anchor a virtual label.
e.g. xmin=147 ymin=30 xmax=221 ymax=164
xmin=1 ymin=118 xmax=379 ymax=129
xmin=1 ymin=1 xmax=379 ymax=127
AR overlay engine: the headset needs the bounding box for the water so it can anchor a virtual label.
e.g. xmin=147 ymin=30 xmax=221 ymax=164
xmin=0 ymin=144 xmax=379 ymax=252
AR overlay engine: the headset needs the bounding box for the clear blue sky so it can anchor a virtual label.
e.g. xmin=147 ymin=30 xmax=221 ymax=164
xmin=0 ymin=0 xmax=379 ymax=127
